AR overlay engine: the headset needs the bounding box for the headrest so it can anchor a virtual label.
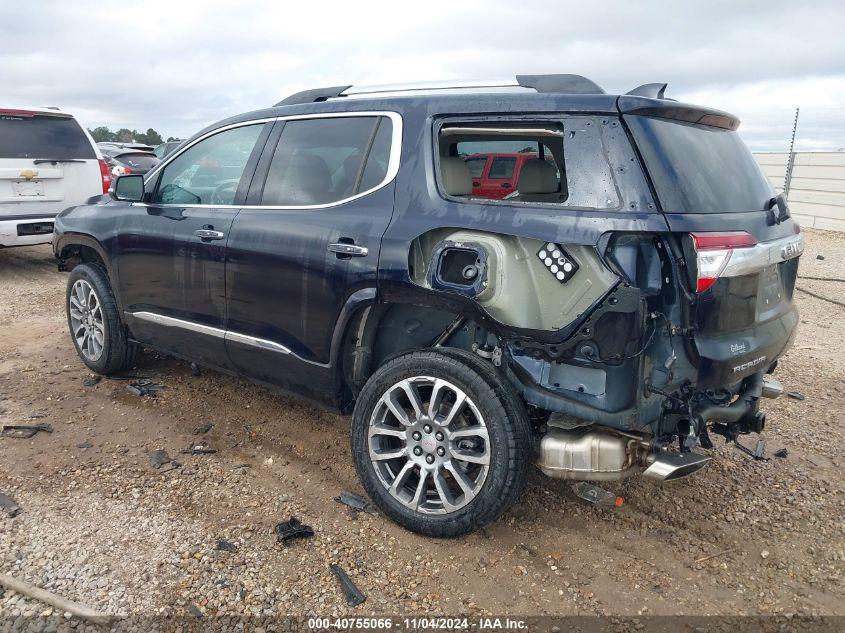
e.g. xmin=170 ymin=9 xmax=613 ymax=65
xmin=278 ymin=152 xmax=332 ymax=204
xmin=517 ymin=159 xmax=558 ymax=194
xmin=441 ymin=157 xmax=472 ymax=196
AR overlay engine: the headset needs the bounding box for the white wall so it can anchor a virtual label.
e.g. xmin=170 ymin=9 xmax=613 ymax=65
xmin=754 ymin=152 xmax=845 ymax=232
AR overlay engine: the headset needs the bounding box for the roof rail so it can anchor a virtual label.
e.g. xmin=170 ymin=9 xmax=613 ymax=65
xmin=625 ymin=83 xmax=668 ymax=99
xmin=516 ymin=74 xmax=605 ymax=95
xmin=274 ymin=85 xmax=351 ymax=107
xmin=274 ymin=73 xmax=607 ymax=106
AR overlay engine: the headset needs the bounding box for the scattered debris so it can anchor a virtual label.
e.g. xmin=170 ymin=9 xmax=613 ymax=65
xmin=182 ymin=441 xmax=217 ymax=455
xmin=24 ymin=412 xmax=47 ymax=420
xmin=149 ymin=448 xmax=180 ymax=470
xmin=192 ymin=422 xmax=214 ymax=435
xmin=275 ymin=517 xmax=314 ymax=546
xmin=774 ymin=448 xmax=789 ymax=458
xmin=106 ymin=374 xmax=150 ymax=382
xmin=0 ymin=493 xmax=21 ymax=518
xmin=126 ymin=379 xmax=165 ymax=397
xmin=188 ymin=603 xmax=204 ymax=618
xmin=1 ymin=423 xmax=53 ymax=439
xmin=761 ymin=549 xmax=771 ymax=559
xmin=734 ymin=437 xmax=768 ymax=460
xmin=329 ymin=563 xmax=366 ymax=607
xmin=816 ymin=254 xmax=825 ymax=260
xmin=82 ymin=376 xmax=102 ymax=387
xmin=571 ymin=482 xmax=624 ymax=508
xmin=190 ymin=362 xmax=202 ymax=377
xmin=694 ymin=548 xmax=738 ymax=564
xmin=76 ymin=440 xmax=93 ymax=449
xmin=0 ymin=572 xmax=115 ymax=624
xmin=786 ymin=390 xmax=806 ymax=401
xmin=216 ymin=539 xmax=238 ymax=552
xmin=334 ymin=491 xmax=378 ymax=517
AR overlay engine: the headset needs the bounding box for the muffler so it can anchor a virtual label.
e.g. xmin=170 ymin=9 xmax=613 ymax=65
xmin=537 ymin=427 xmax=711 ymax=482
xmin=642 ymin=451 xmax=711 ymax=482
xmin=537 ymin=427 xmax=641 ymax=481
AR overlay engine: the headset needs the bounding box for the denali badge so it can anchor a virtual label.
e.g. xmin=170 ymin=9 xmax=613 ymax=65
xmin=730 ymin=342 xmax=748 ymax=355
xmin=733 ymin=355 xmax=767 ymax=373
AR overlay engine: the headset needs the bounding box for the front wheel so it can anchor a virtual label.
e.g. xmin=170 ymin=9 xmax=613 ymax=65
xmin=351 ymin=349 xmax=532 ymax=536
xmin=66 ymin=263 xmax=139 ymax=374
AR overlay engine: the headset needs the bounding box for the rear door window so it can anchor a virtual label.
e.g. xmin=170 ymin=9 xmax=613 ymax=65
xmin=260 ymin=115 xmax=394 ymax=207
xmin=0 ymin=112 xmax=95 ymax=160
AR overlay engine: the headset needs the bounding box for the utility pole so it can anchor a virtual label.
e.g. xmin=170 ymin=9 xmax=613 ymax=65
xmin=783 ymin=107 xmax=800 ymax=198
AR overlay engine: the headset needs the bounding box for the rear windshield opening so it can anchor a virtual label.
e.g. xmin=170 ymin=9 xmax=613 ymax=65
xmin=111 ymin=153 xmax=159 ymax=170
xmin=626 ymin=115 xmax=775 ymax=214
xmin=0 ymin=113 xmax=95 ymax=160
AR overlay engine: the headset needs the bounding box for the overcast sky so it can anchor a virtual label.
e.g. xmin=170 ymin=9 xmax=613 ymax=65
xmin=3 ymin=0 xmax=843 ymax=151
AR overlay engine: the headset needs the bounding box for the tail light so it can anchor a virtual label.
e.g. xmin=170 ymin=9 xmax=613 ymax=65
xmin=98 ymin=159 xmax=112 ymax=193
xmin=690 ymin=231 xmax=757 ymax=293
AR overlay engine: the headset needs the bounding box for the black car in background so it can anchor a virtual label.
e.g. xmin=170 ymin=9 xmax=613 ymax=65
xmin=99 ymin=146 xmax=159 ymax=179
xmin=153 ymin=140 xmax=184 ymax=159
xmin=53 ymin=74 xmax=803 ymax=537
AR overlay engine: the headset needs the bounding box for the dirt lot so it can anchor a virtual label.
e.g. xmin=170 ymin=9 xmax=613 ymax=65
xmin=0 ymin=230 xmax=843 ymax=625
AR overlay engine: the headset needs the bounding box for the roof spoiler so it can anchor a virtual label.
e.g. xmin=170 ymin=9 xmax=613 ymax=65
xmin=625 ymin=83 xmax=668 ymax=99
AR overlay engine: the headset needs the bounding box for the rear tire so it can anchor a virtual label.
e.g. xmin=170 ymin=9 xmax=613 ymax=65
xmin=66 ymin=263 xmax=139 ymax=375
xmin=351 ymin=349 xmax=532 ymax=536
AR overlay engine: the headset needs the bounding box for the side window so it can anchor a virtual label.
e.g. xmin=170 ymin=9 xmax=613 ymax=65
xmin=261 ymin=116 xmax=393 ymax=207
xmin=464 ymin=157 xmax=487 ymax=179
xmin=153 ymin=124 xmax=265 ymax=205
xmin=488 ymin=157 xmax=516 ymax=179
xmin=440 ymin=118 xmax=620 ymax=209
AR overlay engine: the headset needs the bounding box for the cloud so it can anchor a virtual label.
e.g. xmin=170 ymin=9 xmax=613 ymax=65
xmin=2 ymin=0 xmax=843 ymax=150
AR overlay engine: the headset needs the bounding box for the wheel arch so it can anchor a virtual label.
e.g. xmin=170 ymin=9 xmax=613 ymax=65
xmin=55 ymin=233 xmax=122 ymax=313
xmin=333 ymin=294 xmax=471 ymax=413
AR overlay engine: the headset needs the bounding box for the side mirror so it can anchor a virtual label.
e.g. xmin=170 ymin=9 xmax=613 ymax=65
xmin=113 ymin=174 xmax=145 ymax=202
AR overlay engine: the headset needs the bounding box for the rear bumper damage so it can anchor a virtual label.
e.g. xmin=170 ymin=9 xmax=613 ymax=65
xmin=534 ymin=371 xmax=784 ymax=482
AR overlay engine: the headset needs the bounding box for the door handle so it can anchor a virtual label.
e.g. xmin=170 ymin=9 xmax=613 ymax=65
xmin=328 ymin=242 xmax=369 ymax=257
xmin=502 ymin=182 xmax=511 ymax=188
xmin=195 ymin=229 xmax=225 ymax=241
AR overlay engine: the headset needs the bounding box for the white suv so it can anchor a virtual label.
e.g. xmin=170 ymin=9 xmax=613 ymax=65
xmin=0 ymin=107 xmax=110 ymax=247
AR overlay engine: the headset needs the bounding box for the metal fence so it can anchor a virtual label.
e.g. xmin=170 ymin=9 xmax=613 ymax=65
xmin=754 ymin=152 xmax=845 ymax=232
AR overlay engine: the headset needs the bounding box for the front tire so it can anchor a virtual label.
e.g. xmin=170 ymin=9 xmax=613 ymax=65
xmin=351 ymin=349 xmax=532 ymax=536
xmin=66 ymin=263 xmax=139 ymax=375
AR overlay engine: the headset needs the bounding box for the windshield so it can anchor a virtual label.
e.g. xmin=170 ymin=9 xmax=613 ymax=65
xmin=0 ymin=113 xmax=95 ymax=160
xmin=626 ymin=115 xmax=774 ymax=214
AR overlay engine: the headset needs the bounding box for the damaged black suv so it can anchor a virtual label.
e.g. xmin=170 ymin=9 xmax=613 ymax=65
xmin=54 ymin=74 xmax=804 ymax=536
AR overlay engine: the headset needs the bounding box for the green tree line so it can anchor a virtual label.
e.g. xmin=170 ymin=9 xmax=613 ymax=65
xmin=88 ymin=126 xmax=178 ymax=145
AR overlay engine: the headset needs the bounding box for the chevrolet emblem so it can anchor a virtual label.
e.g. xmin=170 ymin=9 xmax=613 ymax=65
xmin=19 ymin=169 xmax=39 ymax=181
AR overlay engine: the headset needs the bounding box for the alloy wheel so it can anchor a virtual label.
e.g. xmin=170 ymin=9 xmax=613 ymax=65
xmin=368 ymin=376 xmax=490 ymax=514
xmin=69 ymin=279 xmax=105 ymax=362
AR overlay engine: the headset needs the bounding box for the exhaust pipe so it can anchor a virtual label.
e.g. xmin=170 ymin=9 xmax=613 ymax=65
xmin=537 ymin=427 xmax=711 ymax=482
xmin=642 ymin=451 xmax=711 ymax=482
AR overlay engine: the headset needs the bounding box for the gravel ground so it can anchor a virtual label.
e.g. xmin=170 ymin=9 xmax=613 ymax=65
xmin=0 ymin=230 xmax=843 ymax=629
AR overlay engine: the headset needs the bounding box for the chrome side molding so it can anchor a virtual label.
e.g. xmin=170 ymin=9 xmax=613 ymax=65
xmin=128 ymin=311 xmax=291 ymax=355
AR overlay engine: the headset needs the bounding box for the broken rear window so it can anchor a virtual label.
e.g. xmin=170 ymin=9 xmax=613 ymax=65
xmin=437 ymin=117 xmax=620 ymax=210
